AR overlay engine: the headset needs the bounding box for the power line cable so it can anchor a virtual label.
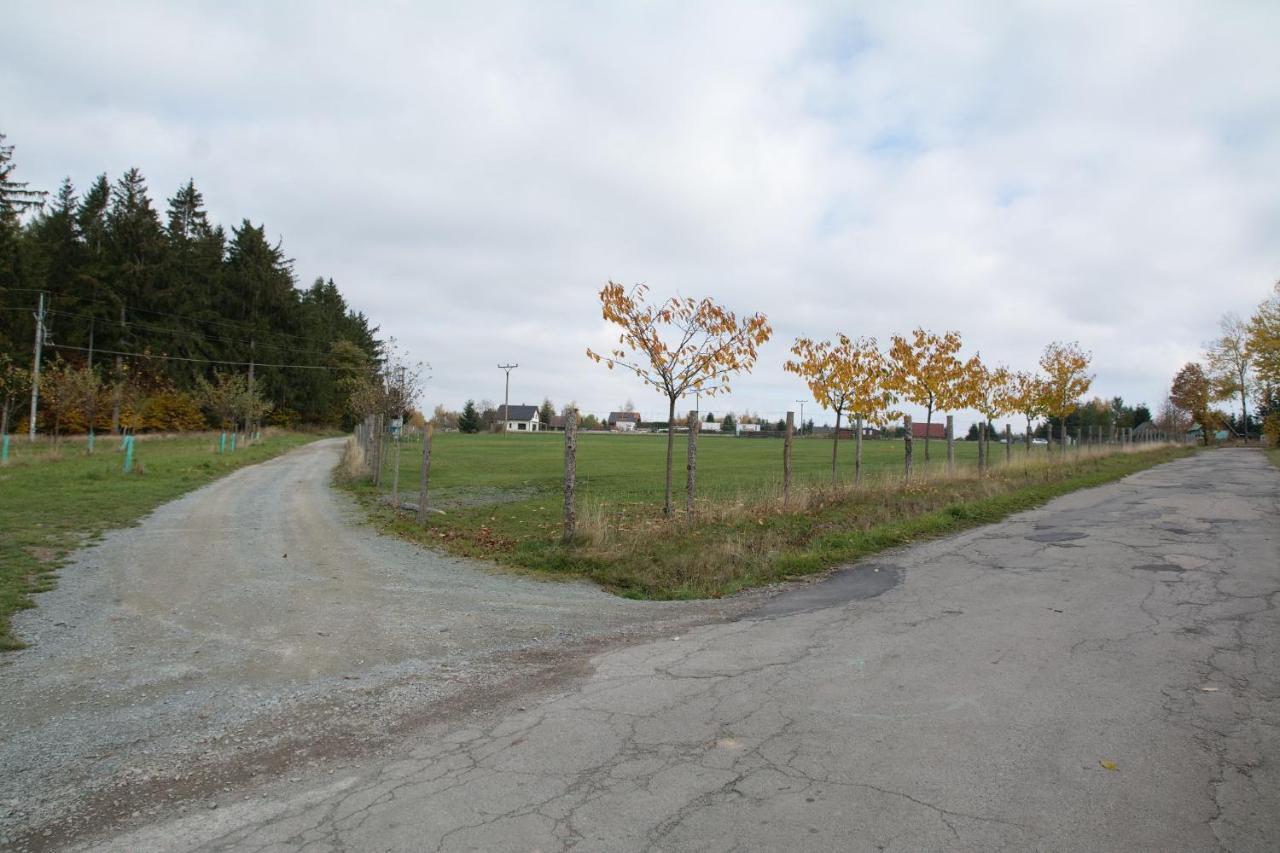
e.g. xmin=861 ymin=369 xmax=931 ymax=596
xmin=45 ymin=342 xmax=336 ymax=371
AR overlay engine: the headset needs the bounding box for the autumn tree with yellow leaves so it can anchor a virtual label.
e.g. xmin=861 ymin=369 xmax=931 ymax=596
xmin=887 ymin=328 xmax=967 ymax=460
xmin=1039 ymin=341 xmax=1093 ymax=452
xmin=1247 ymin=284 xmax=1280 ymax=386
xmin=587 ymin=281 xmax=771 ymax=517
xmin=1006 ymin=370 xmax=1047 ymax=450
xmin=1205 ymin=312 xmax=1253 ymax=442
xmin=785 ymin=335 xmax=895 ymax=482
xmin=964 ymin=357 xmax=1013 ymax=470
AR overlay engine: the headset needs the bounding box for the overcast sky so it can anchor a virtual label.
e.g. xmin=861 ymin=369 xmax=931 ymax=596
xmin=5 ymin=2 xmax=1279 ymax=427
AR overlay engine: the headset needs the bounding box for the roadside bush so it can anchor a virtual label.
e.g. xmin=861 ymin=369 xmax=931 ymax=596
xmin=1264 ymin=413 xmax=1280 ymax=448
xmin=268 ymin=407 xmax=301 ymax=428
xmin=140 ymin=392 xmax=207 ymax=432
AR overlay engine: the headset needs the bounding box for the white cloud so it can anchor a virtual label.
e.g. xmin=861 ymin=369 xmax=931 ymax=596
xmin=5 ymin=1 xmax=1279 ymax=426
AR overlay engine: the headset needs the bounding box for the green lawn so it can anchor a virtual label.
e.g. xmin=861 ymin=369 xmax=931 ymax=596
xmin=351 ymin=432 xmax=1186 ymax=599
xmin=0 ymin=432 xmax=322 ymax=650
xmin=374 ymin=431 xmax=1014 ymax=507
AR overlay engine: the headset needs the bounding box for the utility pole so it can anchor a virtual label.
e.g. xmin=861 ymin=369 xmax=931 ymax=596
xmin=795 ymin=400 xmax=806 ymax=435
xmin=497 ymin=363 xmax=518 ymax=434
xmin=28 ymin=292 xmax=45 ymax=442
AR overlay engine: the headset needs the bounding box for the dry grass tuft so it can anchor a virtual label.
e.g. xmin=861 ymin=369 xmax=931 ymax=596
xmin=338 ymin=437 xmax=366 ymax=480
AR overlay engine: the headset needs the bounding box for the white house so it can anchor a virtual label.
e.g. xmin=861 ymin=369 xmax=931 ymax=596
xmin=498 ymin=404 xmax=540 ymax=432
xmin=607 ymin=411 xmax=641 ymax=431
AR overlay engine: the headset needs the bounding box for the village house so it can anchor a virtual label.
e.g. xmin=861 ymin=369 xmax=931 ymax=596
xmin=911 ymin=421 xmax=947 ymax=440
xmin=498 ymin=404 xmax=541 ymax=432
xmin=607 ymin=411 xmax=642 ymax=432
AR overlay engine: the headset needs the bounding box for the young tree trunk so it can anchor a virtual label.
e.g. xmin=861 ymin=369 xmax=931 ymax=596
xmin=663 ymin=397 xmax=676 ymax=517
xmin=945 ymin=415 xmax=954 ymax=475
xmin=1005 ymin=423 xmax=1012 ymax=463
xmin=1240 ymin=386 xmax=1249 ymax=443
xmin=978 ymin=422 xmax=987 ymax=474
xmin=831 ymin=409 xmax=843 ymax=484
xmin=904 ymin=415 xmax=913 ymax=481
xmin=562 ymin=411 xmax=577 ymax=542
xmin=1025 ymin=419 xmax=1032 ymax=456
xmin=854 ymin=415 xmax=864 ymax=486
xmin=923 ymin=403 xmax=933 ymax=461
xmin=686 ymin=410 xmax=699 ymax=519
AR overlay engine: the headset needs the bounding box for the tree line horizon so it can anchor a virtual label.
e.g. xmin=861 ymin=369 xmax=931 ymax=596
xmin=0 ymin=133 xmax=384 ymax=439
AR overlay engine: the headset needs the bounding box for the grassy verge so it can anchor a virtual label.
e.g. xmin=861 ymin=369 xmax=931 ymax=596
xmin=0 ymin=432 xmax=322 ymax=650
xmin=1267 ymin=447 xmax=1280 ymax=470
xmin=348 ymin=441 xmax=1192 ymax=600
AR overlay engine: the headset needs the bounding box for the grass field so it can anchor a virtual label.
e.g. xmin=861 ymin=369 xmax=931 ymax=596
xmin=369 ymin=431 xmax=1002 ymax=506
xmin=350 ymin=432 xmax=1191 ymax=599
xmin=0 ymin=432 xmax=322 ymax=650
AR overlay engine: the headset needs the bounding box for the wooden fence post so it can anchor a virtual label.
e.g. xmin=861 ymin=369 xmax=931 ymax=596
xmin=416 ymin=423 xmax=434 ymax=526
xmin=391 ymin=425 xmax=402 ymax=508
xmin=783 ymin=411 xmax=794 ymax=504
xmin=903 ymin=415 xmax=913 ymax=481
xmin=855 ymin=415 xmax=864 ymax=486
xmin=562 ymin=408 xmax=577 ymax=543
xmin=372 ymin=414 xmax=384 ymax=486
xmin=1075 ymin=427 xmax=1082 ymax=456
xmin=686 ymin=411 xmax=699 ymax=519
xmin=946 ymin=415 xmax=955 ymax=475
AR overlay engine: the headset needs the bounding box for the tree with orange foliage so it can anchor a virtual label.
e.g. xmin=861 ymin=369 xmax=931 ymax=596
xmin=587 ymin=282 xmax=771 ymax=517
xmin=1039 ymin=341 xmax=1093 ymax=453
xmin=785 ymin=335 xmax=895 ymax=482
xmin=1170 ymin=362 xmax=1216 ymax=446
xmin=964 ymin=357 xmax=1012 ymax=470
xmin=1006 ymin=370 xmax=1047 ymax=451
xmin=887 ymin=328 xmax=967 ymax=461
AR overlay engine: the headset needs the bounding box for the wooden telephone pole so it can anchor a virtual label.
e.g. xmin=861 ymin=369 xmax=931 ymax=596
xmin=497 ymin=363 xmax=518 ymax=434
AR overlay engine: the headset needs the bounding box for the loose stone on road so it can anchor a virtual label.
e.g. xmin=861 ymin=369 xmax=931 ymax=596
xmin=0 ymin=439 xmax=739 ymax=849
xmin=45 ymin=447 xmax=1277 ymax=852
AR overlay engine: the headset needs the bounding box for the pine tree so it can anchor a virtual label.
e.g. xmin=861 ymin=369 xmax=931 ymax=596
xmin=458 ymin=400 xmax=480 ymax=434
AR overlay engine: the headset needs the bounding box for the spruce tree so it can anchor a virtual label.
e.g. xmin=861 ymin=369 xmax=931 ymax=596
xmin=458 ymin=400 xmax=480 ymax=434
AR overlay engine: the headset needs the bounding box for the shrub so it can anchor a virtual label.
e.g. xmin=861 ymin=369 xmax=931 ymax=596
xmin=141 ymin=392 xmax=207 ymax=432
xmin=1264 ymin=413 xmax=1280 ymax=448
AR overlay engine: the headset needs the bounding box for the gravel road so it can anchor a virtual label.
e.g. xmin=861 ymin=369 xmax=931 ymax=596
xmin=46 ymin=447 xmax=1280 ymax=852
xmin=0 ymin=438 xmax=749 ymax=849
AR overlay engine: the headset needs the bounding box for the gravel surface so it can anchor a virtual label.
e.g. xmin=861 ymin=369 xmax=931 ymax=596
xmin=0 ymin=438 xmax=753 ymax=849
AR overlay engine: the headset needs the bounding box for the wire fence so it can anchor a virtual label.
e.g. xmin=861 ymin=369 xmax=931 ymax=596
xmin=349 ymin=411 xmax=1191 ymax=539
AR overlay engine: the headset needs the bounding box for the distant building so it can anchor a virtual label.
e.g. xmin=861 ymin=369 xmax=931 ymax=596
xmin=498 ymin=404 xmax=541 ymax=432
xmin=737 ymin=423 xmax=761 ymax=434
xmin=607 ymin=411 xmax=642 ymax=431
xmin=911 ymin=421 xmax=947 ymax=440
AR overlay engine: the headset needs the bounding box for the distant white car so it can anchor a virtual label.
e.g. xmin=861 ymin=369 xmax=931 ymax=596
xmin=1031 ymin=438 xmax=1049 ymax=445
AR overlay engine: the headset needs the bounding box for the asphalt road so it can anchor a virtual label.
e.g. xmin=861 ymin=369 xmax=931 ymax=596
xmin=0 ymin=439 xmax=741 ymax=849
xmin=59 ymin=447 xmax=1279 ymax=852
